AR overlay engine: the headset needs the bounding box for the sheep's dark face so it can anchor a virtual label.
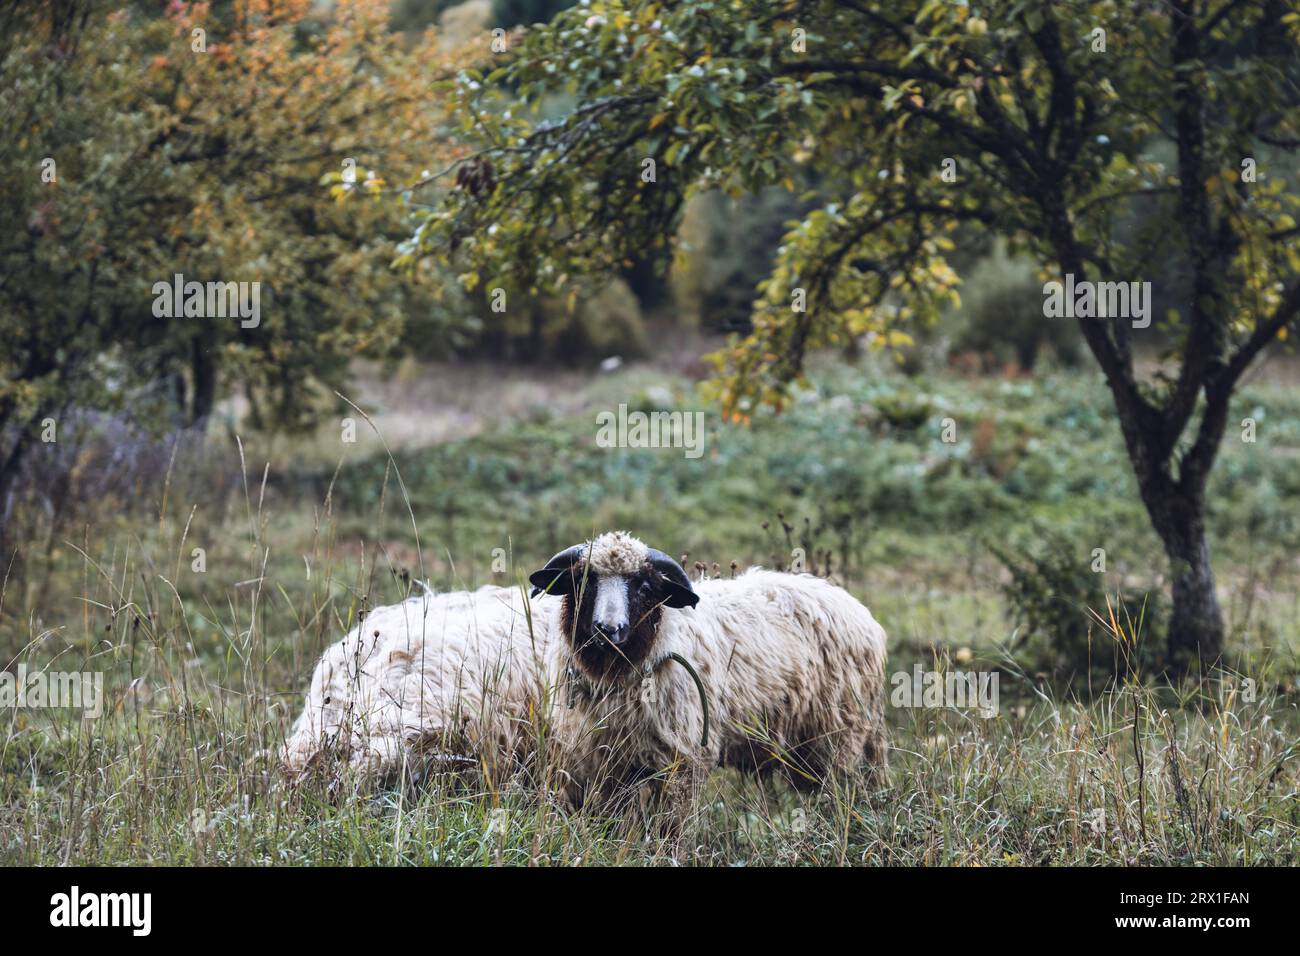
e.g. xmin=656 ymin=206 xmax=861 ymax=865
xmin=562 ymin=567 xmax=669 ymax=679
xmin=529 ymin=534 xmax=698 ymax=681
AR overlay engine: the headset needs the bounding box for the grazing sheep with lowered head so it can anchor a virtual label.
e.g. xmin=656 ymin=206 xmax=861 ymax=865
xmin=281 ymin=584 xmax=563 ymax=785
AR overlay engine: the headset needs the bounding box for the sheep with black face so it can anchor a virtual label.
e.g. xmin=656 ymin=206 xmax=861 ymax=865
xmin=530 ymin=534 xmax=700 ymax=682
xmin=281 ymin=530 xmax=888 ymax=827
xmin=530 ymin=531 xmax=889 ymax=821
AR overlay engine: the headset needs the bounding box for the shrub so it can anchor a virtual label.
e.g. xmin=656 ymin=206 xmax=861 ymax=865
xmin=563 ymin=278 xmax=649 ymax=360
xmin=455 ymin=279 xmax=648 ymax=365
xmin=492 ymin=0 xmax=575 ymax=28
xmin=992 ymin=527 xmax=1165 ymax=687
xmin=671 ymin=187 xmax=812 ymax=333
xmin=947 ymin=242 xmax=1083 ymax=372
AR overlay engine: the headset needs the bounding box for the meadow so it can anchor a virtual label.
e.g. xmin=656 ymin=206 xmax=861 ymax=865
xmin=2 ymin=352 xmax=1297 ymax=866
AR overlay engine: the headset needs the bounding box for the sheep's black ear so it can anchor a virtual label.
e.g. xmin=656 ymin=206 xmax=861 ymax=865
xmin=661 ymin=580 xmax=700 ymax=609
xmin=528 ymin=543 xmax=588 ymax=598
xmin=528 ymin=569 xmax=573 ymax=597
xmin=647 ymin=548 xmax=699 ymax=610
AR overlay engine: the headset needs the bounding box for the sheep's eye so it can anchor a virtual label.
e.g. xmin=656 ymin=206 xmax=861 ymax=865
xmin=638 ymin=580 xmax=653 ymax=594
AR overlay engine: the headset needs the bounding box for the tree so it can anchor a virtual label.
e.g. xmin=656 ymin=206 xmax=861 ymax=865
xmin=412 ymin=0 xmax=1300 ymax=670
xmin=0 ymin=0 xmax=464 ymax=535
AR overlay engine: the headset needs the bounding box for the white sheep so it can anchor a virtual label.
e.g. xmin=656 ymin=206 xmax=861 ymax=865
xmin=527 ymin=531 xmax=889 ymax=821
xmin=281 ymin=583 xmax=563 ymax=785
xmin=283 ymin=531 xmax=889 ymax=827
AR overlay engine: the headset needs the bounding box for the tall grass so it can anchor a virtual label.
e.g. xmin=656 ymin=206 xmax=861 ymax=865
xmin=2 ymin=363 xmax=1297 ymax=865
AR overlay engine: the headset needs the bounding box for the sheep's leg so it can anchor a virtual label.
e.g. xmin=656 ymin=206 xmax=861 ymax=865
xmin=651 ymin=757 xmax=706 ymax=855
xmin=854 ymin=690 xmax=891 ymax=784
xmin=860 ymin=728 xmax=890 ymax=786
xmin=824 ymin=722 xmax=889 ymax=789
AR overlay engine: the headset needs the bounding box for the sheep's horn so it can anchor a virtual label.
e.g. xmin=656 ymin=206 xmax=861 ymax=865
xmin=646 ymin=548 xmax=700 ymax=609
xmin=663 ymin=652 xmax=710 ymax=748
xmin=528 ymin=543 xmax=588 ymax=597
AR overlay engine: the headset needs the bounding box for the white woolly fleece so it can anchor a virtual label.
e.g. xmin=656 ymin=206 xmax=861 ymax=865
xmin=281 ymin=585 xmax=567 ymax=780
xmin=585 ymin=530 xmax=650 ymax=575
xmin=558 ymin=568 xmax=888 ymax=787
xmin=284 ymin=535 xmax=889 ymax=815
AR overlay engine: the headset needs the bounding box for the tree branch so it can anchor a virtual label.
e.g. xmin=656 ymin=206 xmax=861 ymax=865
xmin=1222 ymin=277 xmax=1300 ymax=385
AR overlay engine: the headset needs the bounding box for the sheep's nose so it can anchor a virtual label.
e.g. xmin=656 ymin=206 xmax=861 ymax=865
xmin=599 ymin=623 xmax=630 ymax=646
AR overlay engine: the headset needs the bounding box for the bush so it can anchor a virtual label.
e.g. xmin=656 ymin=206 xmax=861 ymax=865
xmin=993 ymin=527 xmax=1165 ymax=686
xmin=389 ymin=0 xmax=469 ymax=36
xmin=491 ymin=0 xmax=576 ymax=28
xmin=671 ymin=187 xmax=812 ymax=333
xmin=562 ymin=278 xmax=649 ymax=360
xmin=451 ymin=278 xmax=648 ymax=365
xmin=947 ymin=241 xmax=1083 ymax=372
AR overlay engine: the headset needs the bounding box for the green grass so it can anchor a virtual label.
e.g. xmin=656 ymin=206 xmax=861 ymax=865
xmin=2 ymin=356 xmax=1298 ymax=865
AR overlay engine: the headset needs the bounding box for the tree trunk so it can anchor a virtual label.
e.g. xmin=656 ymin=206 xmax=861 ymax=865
xmin=190 ymin=336 xmax=217 ymax=428
xmin=1143 ymin=485 xmax=1225 ymax=672
xmin=0 ymin=415 xmax=36 ymax=561
xmin=1045 ymin=198 xmax=1229 ymax=676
